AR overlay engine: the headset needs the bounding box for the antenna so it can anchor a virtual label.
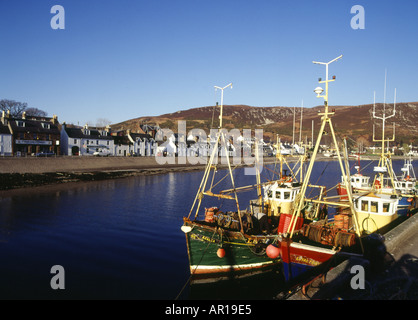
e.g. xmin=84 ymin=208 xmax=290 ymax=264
xmin=384 ymin=69 xmax=387 ymax=113
xmin=299 ymin=100 xmax=303 ymax=143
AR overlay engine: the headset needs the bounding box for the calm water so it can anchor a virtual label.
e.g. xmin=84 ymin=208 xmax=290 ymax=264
xmin=0 ymin=159 xmax=415 ymax=299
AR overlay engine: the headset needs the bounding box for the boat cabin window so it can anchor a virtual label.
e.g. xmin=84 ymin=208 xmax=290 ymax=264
xmin=361 ymin=200 xmax=368 ymax=211
xmin=370 ymin=201 xmax=378 ymax=213
xmin=283 ymin=192 xmax=290 ymax=200
xmin=383 ymin=203 xmax=391 ymax=213
xmin=267 ymin=190 xmax=273 ymax=198
xmin=275 ymin=191 xmax=281 ymax=199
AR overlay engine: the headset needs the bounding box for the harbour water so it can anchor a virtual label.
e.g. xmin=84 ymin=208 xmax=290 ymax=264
xmin=0 ymin=159 xmax=415 ymax=299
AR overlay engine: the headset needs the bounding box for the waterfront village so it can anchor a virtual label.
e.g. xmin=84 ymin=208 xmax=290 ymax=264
xmin=0 ymin=110 xmax=417 ymax=159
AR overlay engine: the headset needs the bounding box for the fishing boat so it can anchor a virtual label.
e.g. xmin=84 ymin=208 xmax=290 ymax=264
xmin=180 ymin=82 xmax=314 ymax=283
xmin=394 ymin=158 xmax=417 ymax=196
xmin=181 ymin=84 xmax=284 ymax=283
xmin=337 ymin=88 xmax=418 ymax=216
xmin=275 ymin=56 xmax=417 ymax=286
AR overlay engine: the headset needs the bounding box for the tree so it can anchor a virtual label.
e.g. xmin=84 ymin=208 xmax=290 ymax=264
xmin=0 ymin=99 xmax=27 ymax=117
xmin=0 ymin=99 xmax=48 ymax=118
xmin=96 ymin=118 xmax=112 ymax=127
xmin=402 ymin=143 xmax=410 ymax=155
xmin=25 ymin=107 xmax=48 ymax=117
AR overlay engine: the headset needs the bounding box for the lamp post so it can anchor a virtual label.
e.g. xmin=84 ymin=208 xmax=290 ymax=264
xmin=214 ymin=83 xmax=232 ymax=129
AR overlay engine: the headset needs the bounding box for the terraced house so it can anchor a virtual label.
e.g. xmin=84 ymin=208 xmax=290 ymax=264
xmin=1 ymin=110 xmax=60 ymax=156
xmin=0 ymin=117 xmax=12 ymax=156
xmin=60 ymin=123 xmax=114 ymax=156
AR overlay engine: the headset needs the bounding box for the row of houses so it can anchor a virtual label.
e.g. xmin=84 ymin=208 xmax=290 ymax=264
xmin=0 ymin=110 xmax=310 ymax=158
xmin=0 ymin=111 xmax=157 ymax=157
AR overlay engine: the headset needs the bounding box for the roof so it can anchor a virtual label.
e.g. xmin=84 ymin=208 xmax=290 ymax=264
xmin=130 ymin=132 xmax=153 ymax=141
xmin=64 ymin=126 xmax=113 ymax=140
xmin=9 ymin=117 xmax=60 ymax=135
xmin=0 ymin=123 xmax=11 ymax=134
xmin=113 ymin=135 xmax=132 ymax=145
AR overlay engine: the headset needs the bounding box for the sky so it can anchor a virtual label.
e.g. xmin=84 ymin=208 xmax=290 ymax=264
xmin=0 ymin=0 xmax=417 ymax=126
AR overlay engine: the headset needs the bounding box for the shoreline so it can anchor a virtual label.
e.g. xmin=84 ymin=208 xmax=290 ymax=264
xmin=0 ymin=155 xmax=413 ymax=191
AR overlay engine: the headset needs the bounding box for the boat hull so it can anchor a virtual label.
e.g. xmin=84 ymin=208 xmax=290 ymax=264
xmin=183 ymin=221 xmax=280 ymax=283
xmin=280 ymin=239 xmax=337 ymax=282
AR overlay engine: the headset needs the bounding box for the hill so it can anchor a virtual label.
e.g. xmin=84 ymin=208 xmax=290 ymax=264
xmin=111 ymin=102 xmax=418 ymax=146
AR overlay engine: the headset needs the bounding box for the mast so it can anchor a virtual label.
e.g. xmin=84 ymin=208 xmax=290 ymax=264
xmin=214 ymin=83 xmax=232 ymax=129
xmin=299 ymin=100 xmax=303 ymax=144
xmin=286 ymin=55 xmax=363 ymax=241
xmin=188 ymin=83 xmax=247 ymax=232
xmin=372 ymin=80 xmax=397 ymax=193
xmin=292 ymin=106 xmax=296 ymax=155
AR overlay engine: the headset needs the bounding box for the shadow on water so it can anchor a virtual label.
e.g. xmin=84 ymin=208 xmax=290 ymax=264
xmin=185 ymin=266 xmax=286 ymax=300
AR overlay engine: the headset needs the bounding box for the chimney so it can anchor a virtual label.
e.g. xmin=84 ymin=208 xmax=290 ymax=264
xmin=52 ymin=114 xmax=58 ymax=124
xmin=22 ymin=111 xmax=26 ymax=119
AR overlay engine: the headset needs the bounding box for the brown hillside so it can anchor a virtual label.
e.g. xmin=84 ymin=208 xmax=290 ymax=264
xmin=111 ymin=102 xmax=418 ymax=145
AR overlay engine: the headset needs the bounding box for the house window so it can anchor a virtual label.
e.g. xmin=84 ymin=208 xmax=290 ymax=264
xmin=33 ymin=133 xmax=37 ymax=140
xmin=16 ymin=121 xmax=25 ymax=127
xmin=74 ymin=139 xmax=77 ymax=144
xmin=41 ymin=123 xmax=50 ymax=129
xmin=86 ymin=140 xmax=89 ymax=145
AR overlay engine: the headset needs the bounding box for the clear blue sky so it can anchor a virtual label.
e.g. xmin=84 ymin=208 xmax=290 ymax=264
xmin=0 ymin=0 xmax=417 ymax=126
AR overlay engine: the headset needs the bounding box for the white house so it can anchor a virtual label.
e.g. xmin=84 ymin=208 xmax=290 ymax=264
xmin=128 ymin=131 xmax=156 ymax=156
xmin=0 ymin=120 xmax=12 ymax=156
xmin=156 ymin=134 xmax=177 ymax=156
xmin=61 ymin=123 xmax=114 ymax=156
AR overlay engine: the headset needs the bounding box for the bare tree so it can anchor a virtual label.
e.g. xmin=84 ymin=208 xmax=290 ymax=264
xmin=25 ymin=107 xmax=48 ymax=117
xmin=96 ymin=118 xmax=112 ymax=127
xmin=0 ymin=99 xmax=27 ymax=117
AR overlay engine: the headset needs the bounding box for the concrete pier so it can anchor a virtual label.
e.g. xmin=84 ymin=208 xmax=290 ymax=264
xmin=285 ymin=213 xmax=418 ymax=300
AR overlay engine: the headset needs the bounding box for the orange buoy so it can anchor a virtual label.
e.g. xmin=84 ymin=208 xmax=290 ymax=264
xmin=217 ymin=248 xmax=226 ymax=258
xmin=266 ymin=244 xmax=281 ymax=259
